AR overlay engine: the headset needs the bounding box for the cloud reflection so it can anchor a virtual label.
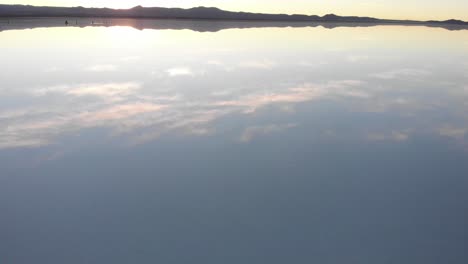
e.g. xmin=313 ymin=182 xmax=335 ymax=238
xmin=1 ymin=26 xmax=467 ymax=151
xmin=166 ymin=67 xmax=195 ymax=77
xmin=240 ymin=123 xmax=297 ymax=142
xmin=1 ymin=79 xmax=365 ymax=148
xmin=67 ymin=82 xmax=141 ymax=100
xmin=2 ymin=71 xmax=466 ymax=150
xmin=239 ymin=59 xmax=277 ymax=69
xmin=371 ymin=68 xmax=430 ymax=80
xmin=85 ymin=64 xmax=118 ymax=72
xmin=368 ymin=131 xmax=410 ymax=142
xmin=215 ymin=80 xmax=368 ymax=113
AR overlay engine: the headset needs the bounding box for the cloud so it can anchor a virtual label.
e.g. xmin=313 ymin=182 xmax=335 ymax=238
xmin=5 ymin=72 xmax=462 ymax=151
xmin=0 ymin=81 xmax=163 ymax=149
xmin=0 ymin=102 xmax=165 ymax=149
xmin=438 ymin=126 xmax=467 ymax=139
xmin=0 ymin=137 xmax=48 ymax=150
xmin=66 ymin=82 xmax=141 ymax=99
xmin=166 ymin=67 xmax=195 ymax=77
xmin=0 ymin=77 xmax=401 ymax=150
xmin=297 ymin=61 xmax=329 ymax=67
xmin=79 ymin=103 xmax=166 ymax=123
xmin=85 ymin=64 xmax=118 ymax=72
xmin=436 ymin=126 xmax=468 ymax=150
xmin=32 ymin=82 xmax=142 ymax=104
xmin=347 ymin=55 xmax=369 ymax=62
xmin=368 ymin=130 xmax=410 ymax=142
xmin=371 ymin=69 xmax=430 ymax=80
xmin=239 ymin=59 xmax=277 ymax=69
xmin=240 ymin=123 xmax=297 ymax=142
xmin=215 ymin=80 xmax=367 ymax=113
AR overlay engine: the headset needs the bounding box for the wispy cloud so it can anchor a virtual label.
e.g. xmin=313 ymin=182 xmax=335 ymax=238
xmin=33 ymin=82 xmax=141 ymax=102
xmin=67 ymin=82 xmax=140 ymax=98
xmin=79 ymin=103 xmax=166 ymax=123
xmin=240 ymin=123 xmax=297 ymax=142
xmin=85 ymin=64 xmax=118 ymax=72
xmin=120 ymin=56 xmax=141 ymax=62
xmin=0 ymin=102 xmax=165 ymax=149
xmin=347 ymin=55 xmax=369 ymax=62
xmin=2 ymin=71 xmax=463 ymax=151
xmin=215 ymin=80 xmax=367 ymax=113
xmin=166 ymin=67 xmax=195 ymax=77
xmin=368 ymin=130 xmax=410 ymax=142
xmin=239 ymin=59 xmax=277 ymax=69
xmin=438 ymin=126 xmax=467 ymax=139
xmin=371 ymin=68 xmax=430 ymax=80
xmin=0 ymin=137 xmax=48 ymax=150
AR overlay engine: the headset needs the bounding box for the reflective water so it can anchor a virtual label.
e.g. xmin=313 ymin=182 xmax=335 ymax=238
xmin=1 ymin=19 xmax=468 ymax=263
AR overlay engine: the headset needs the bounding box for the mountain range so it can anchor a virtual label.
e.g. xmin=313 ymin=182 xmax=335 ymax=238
xmin=0 ymin=4 xmax=467 ymax=26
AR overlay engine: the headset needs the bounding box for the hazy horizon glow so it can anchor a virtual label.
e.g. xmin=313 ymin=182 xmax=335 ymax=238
xmin=1 ymin=0 xmax=467 ymax=21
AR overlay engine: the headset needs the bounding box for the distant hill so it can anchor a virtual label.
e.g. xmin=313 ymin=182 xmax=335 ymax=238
xmin=0 ymin=4 xmax=467 ymax=26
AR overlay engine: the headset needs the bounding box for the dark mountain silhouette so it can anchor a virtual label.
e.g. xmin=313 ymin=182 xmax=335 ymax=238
xmin=427 ymin=19 xmax=468 ymax=25
xmin=0 ymin=4 xmax=379 ymax=22
xmin=0 ymin=4 xmax=466 ymax=28
xmin=1 ymin=17 xmax=467 ymax=33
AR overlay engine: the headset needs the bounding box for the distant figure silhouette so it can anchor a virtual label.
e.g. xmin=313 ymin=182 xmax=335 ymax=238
xmin=65 ymin=20 xmax=69 ymax=25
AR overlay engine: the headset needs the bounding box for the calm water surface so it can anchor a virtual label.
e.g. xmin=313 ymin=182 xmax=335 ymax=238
xmin=1 ymin=19 xmax=468 ymax=263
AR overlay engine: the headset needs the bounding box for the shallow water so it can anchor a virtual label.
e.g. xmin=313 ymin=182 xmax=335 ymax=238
xmin=1 ymin=19 xmax=468 ymax=263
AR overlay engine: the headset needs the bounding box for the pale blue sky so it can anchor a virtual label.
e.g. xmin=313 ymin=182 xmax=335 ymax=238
xmin=1 ymin=0 xmax=467 ymax=20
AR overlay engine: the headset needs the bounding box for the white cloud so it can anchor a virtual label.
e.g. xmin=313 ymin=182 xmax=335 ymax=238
xmin=85 ymin=64 xmax=118 ymax=72
xmin=67 ymin=82 xmax=141 ymax=98
xmin=33 ymin=82 xmax=141 ymax=103
xmin=166 ymin=67 xmax=194 ymax=77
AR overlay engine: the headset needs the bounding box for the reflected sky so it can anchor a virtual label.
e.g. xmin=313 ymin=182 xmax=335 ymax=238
xmin=1 ymin=21 xmax=468 ymax=264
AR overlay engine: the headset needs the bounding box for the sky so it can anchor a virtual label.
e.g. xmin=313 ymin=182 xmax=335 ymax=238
xmin=0 ymin=0 xmax=467 ymax=20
